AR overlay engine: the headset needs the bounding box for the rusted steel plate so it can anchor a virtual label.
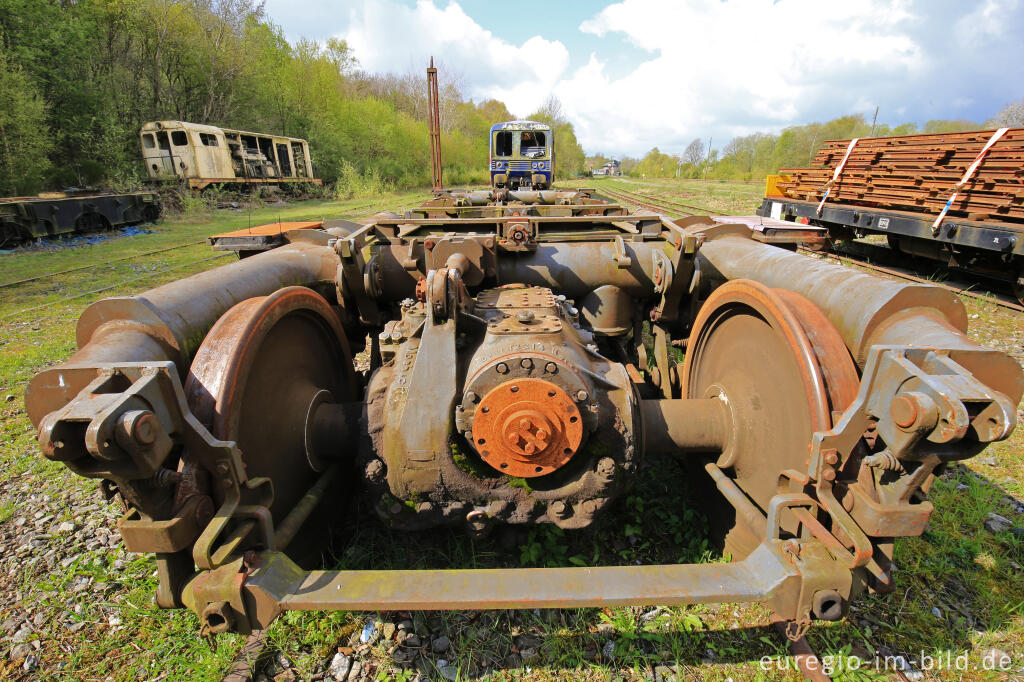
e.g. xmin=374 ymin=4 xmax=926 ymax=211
xmin=208 ymin=221 xmax=323 ymax=239
xmin=257 ymin=543 xmax=799 ymax=612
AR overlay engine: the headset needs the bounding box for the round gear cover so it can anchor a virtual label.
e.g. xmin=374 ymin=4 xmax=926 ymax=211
xmin=471 ymin=378 xmax=583 ymax=477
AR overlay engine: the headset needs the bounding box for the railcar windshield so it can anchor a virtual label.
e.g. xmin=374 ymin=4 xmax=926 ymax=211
xmin=520 ymin=131 xmax=547 ymax=158
xmin=493 ymin=131 xmax=513 ymax=157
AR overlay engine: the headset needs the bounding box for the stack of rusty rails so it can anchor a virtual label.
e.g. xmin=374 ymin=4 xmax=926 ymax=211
xmin=776 ymin=128 xmax=1024 ymax=222
xmin=761 ymin=128 xmax=1024 ymax=302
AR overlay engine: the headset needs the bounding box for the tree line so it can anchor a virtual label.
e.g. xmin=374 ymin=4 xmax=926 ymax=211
xmin=588 ymin=102 xmax=1024 ymax=181
xmin=0 ymin=0 xmax=586 ymax=197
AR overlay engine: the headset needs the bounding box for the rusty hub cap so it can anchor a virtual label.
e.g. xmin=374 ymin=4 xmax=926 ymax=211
xmin=472 ymin=378 xmax=583 ymax=477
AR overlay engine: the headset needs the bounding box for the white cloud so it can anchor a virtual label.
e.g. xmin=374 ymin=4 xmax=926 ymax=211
xmin=564 ymin=0 xmax=926 ymax=155
xmin=307 ymin=0 xmax=1024 ymax=157
xmin=339 ymin=0 xmax=568 ymax=116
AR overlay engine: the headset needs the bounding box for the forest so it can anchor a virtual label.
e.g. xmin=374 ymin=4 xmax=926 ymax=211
xmin=0 ymin=0 xmax=586 ymax=196
xmin=1 ymin=0 xmax=1020 ymax=196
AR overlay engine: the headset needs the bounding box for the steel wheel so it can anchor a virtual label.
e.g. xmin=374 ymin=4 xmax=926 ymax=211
xmin=185 ymin=286 xmax=358 ymax=522
xmin=682 ymin=280 xmax=859 ymax=559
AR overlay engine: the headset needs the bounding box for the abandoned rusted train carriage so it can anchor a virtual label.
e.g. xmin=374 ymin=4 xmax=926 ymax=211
xmin=25 ymin=188 xmax=1022 ymax=638
xmin=140 ymin=121 xmax=320 ymax=191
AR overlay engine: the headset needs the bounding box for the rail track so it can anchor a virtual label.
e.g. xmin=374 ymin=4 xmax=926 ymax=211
xmin=2 ymin=196 xmax=427 ymax=322
xmin=594 ymin=183 xmax=719 ymax=215
xmin=597 ymin=182 xmax=1024 ymax=313
xmin=0 ymin=196 xmax=421 ymax=291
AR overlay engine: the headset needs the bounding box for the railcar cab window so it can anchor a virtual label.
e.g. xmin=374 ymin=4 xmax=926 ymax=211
xmin=494 ymin=131 xmax=513 ymax=157
xmin=171 ymin=131 xmax=188 ymax=146
xmin=142 ymin=134 xmax=155 ymax=149
xmin=520 ymin=131 xmax=546 ymax=158
xmin=199 ymin=133 xmax=219 ymax=147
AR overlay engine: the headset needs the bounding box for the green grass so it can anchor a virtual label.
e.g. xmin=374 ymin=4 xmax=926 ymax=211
xmin=1 ymin=184 xmax=1022 ymax=680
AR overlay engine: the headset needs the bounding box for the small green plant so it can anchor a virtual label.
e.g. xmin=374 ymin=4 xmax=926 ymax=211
xmin=334 ymin=160 xmax=395 ymax=200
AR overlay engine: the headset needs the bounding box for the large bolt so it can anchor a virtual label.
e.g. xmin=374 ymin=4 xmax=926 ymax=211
xmin=597 ymin=457 xmax=616 ymax=481
xmin=496 ymin=362 xmax=509 ymax=374
xmin=118 ymin=410 xmax=160 ymax=448
xmin=516 ymin=310 xmax=536 ymax=323
xmin=890 ymin=392 xmax=937 ymax=432
xmin=465 ymin=391 xmax=479 ymax=403
xmin=575 ymin=390 xmax=589 ymax=402
xmin=544 ymin=362 xmax=557 ymax=374
xmin=890 ymin=395 xmax=919 ymax=428
xmin=549 ymin=500 xmax=570 ymax=519
xmin=520 ymin=358 xmax=533 ymax=369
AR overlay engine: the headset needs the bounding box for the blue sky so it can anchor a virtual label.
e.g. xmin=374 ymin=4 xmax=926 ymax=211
xmin=261 ymin=0 xmax=1024 ymax=157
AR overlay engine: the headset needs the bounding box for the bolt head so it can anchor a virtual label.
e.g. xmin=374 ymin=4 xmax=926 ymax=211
xmin=890 ymin=394 xmax=919 ymax=429
xmin=132 ymin=412 xmax=159 ymax=445
xmin=823 ymin=469 xmax=836 ymax=481
xmin=575 ymin=390 xmax=589 ymax=402
xmin=544 ymin=362 xmax=557 ymax=373
xmin=496 ymin=362 xmax=509 ymax=374
xmin=520 ymin=357 xmax=533 ymax=369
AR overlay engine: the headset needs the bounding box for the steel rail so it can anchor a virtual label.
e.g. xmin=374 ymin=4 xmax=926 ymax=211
xmin=0 ymin=239 xmax=206 ymax=289
xmin=2 ymin=253 xmax=234 ymax=320
xmin=0 ymin=197 xmax=419 ymax=290
xmin=595 ymin=183 xmax=718 ymax=215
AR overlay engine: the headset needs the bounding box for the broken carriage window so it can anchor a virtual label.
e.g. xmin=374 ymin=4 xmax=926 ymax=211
xmin=494 ymin=131 xmax=513 ymax=157
xmin=520 ymin=132 xmax=546 ymax=157
xmin=171 ymin=131 xmax=188 ymax=146
xmin=200 ymin=133 xmax=219 ymax=147
xmin=291 ymin=142 xmax=307 ymax=177
xmin=142 ymin=134 xmax=156 ymax=149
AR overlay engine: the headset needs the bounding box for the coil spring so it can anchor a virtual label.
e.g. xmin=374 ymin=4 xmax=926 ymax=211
xmin=863 ymin=450 xmax=901 ymax=471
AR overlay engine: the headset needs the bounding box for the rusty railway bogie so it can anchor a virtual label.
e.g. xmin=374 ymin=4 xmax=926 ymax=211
xmin=25 ymin=189 xmax=1022 ymax=638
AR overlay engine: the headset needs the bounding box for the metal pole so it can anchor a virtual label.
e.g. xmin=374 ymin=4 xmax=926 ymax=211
xmin=427 ymin=57 xmax=443 ymax=191
xmin=703 ymin=136 xmax=712 ymax=182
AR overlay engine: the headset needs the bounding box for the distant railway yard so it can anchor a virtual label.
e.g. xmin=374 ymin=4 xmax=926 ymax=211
xmin=0 ymin=180 xmax=1021 ymax=681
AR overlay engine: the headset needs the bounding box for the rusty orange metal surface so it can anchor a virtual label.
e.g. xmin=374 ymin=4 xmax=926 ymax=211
xmin=209 ymin=221 xmax=323 ymax=239
xmin=472 ymin=378 xmax=583 ymax=477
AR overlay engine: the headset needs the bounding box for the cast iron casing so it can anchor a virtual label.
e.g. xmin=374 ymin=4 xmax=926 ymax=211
xmin=364 ymin=284 xmax=639 ymax=531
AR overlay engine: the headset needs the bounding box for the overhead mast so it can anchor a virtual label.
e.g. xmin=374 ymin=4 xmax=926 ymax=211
xmin=427 ymin=57 xmax=443 ymax=191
